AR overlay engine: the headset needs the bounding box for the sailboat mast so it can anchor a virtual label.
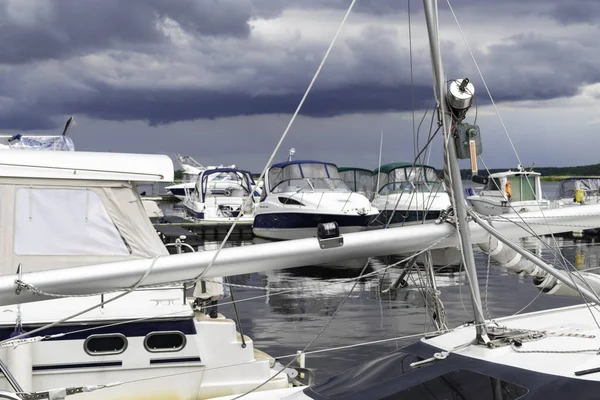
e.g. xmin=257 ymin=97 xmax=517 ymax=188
xmin=422 ymin=0 xmax=489 ymax=342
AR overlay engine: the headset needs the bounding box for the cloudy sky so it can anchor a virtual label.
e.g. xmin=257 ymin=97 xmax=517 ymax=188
xmin=2 ymin=0 xmax=599 ymax=172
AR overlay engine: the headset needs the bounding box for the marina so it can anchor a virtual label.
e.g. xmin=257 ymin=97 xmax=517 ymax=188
xmin=1 ymin=0 xmax=600 ymax=399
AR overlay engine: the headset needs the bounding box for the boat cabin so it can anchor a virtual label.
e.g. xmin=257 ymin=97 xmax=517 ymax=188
xmin=373 ymin=163 xmax=442 ymax=195
xmin=265 ymin=160 xmax=350 ymax=197
xmin=479 ymin=170 xmax=543 ymax=202
xmin=0 ymin=150 xmax=172 ymax=276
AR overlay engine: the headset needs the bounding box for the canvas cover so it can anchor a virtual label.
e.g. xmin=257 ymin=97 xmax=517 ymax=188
xmin=556 ymin=178 xmax=600 ymax=201
xmin=0 ymin=179 xmax=167 ymax=275
xmin=4 ymin=135 xmax=74 ymax=151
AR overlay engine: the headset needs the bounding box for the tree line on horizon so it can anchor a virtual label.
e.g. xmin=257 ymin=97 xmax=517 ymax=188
xmin=174 ymin=163 xmax=600 ymax=182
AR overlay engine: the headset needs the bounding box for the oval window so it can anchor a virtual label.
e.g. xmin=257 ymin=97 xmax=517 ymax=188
xmin=144 ymin=331 xmax=186 ymax=353
xmin=84 ymin=334 xmax=127 ymax=355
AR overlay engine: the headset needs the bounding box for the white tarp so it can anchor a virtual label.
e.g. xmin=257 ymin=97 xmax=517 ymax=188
xmin=14 ymin=188 xmax=130 ymax=255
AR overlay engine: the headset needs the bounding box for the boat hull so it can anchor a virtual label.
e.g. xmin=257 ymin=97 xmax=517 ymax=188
xmin=253 ymin=212 xmax=376 ymax=240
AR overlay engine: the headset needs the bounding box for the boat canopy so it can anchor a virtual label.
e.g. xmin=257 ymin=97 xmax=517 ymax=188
xmin=555 ymin=177 xmax=600 ymax=201
xmin=268 ymin=160 xmax=343 ymax=192
xmin=374 ymin=163 xmax=440 ymax=192
xmin=197 ymin=168 xmax=254 ymax=202
xmin=0 ymin=150 xmax=174 ymax=182
xmin=0 ymin=135 xmax=74 ymax=151
xmin=338 ymin=167 xmax=375 ymax=198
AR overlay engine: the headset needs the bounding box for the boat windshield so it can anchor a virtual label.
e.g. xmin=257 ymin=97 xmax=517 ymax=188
xmin=198 ymin=170 xmax=253 ymax=201
xmin=379 ymin=181 xmax=441 ymax=195
xmin=269 ymin=162 xmax=350 ymax=193
xmin=376 ymin=166 xmax=441 ymax=192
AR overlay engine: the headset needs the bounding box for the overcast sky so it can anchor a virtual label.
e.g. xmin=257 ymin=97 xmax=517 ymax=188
xmin=2 ymin=0 xmax=599 ymax=172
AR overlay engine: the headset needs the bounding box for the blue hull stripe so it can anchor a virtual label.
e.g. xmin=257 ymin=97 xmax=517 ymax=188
xmin=150 ymin=357 xmax=202 ymax=365
xmin=0 ymin=319 xmax=196 ymax=342
xmin=253 ymin=212 xmax=374 ymax=229
xmin=33 ymin=361 xmax=122 ymax=371
xmin=371 ymin=210 xmax=440 ymax=226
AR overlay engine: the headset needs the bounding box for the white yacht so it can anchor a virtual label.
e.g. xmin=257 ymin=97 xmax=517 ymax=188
xmin=253 ymin=160 xmax=378 ymax=240
xmin=183 ymin=167 xmax=256 ymax=223
xmin=0 ymin=150 xmax=298 ymax=399
xmin=371 ymin=163 xmax=450 ymax=227
xmin=467 ymin=168 xmax=549 ymax=215
xmin=165 ymin=156 xmax=238 ymax=200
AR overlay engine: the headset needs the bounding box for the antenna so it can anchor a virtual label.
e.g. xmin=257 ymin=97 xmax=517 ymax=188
xmin=375 ymin=131 xmax=384 ymax=192
xmin=288 ymin=148 xmax=296 ymax=161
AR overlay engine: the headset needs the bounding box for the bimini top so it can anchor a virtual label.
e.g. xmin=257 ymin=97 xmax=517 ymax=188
xmin=337 ymin=166 xmax=373 ymax=174
xmin=0 ymin=150 xmax=174 ymax=182
xmin=200 ymin=167 xmax=255 ymax=184
xmin=372 ymin=162 xmax=416 ymax=175
xmin=270 ymin=160 xmax=338 ymax=169
xmin=267 ymin=160 xmax=343 ymax=192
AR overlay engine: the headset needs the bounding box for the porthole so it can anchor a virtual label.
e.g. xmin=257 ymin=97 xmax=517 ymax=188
xmin=84 ymin=334 xmax=127 ymax=356
xmin=144 ymin=331 xmax=186 ymax=353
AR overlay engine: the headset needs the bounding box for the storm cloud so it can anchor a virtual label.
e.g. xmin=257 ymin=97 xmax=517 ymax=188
xmin=0 ymin=0 xmax=598 ymax=131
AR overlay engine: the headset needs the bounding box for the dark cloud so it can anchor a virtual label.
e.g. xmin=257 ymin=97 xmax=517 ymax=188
xmin=0 ymin=0 xmax=251 ymax=64
xmin=44 ymin=83 xmax=432 ymax=126
xmin=548 ymin=0 xmax=600 ymax=24
xmin=0 ymin=0 xmax=598 ymax=132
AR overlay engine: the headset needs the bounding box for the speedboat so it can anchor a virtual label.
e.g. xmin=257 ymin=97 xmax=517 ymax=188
xmin=466 ymin=167 xmax=549 ymax=215
xmin=253 ymin=160 xmax=378 ymax=240
xmin=183 ymin=167 xmax=255 ymax=223
xmin=337 ymin=166 xmax=375 ymax=200
xmin=165 ymin=155 xmax=238 ymax=200
xmin=371 ymin=163 xmax=450 ymax=227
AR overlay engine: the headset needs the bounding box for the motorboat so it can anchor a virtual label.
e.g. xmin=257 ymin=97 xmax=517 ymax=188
xmin=253 ymin=160 xmax=378 ymax=240
xmin=371 ymin=163 xmax=450 ymax=227
xmin=553 ymin=177 xmax=600 ymax=206
xmin=165 ymin=155 xmax=238 ymax=200
xmin=467 ymin=167 xmax=549 ymax=215
xmin=0 ymin=149 xmax=297 ymax=399
xmin=183 ymin=167 xmax=256 ymax=223
xmin=337 ymin=167 xmax=375 ymax=200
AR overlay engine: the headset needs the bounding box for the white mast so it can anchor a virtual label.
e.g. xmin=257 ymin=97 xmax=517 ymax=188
xmin=422 ymin=0 xmax=489 ymax=342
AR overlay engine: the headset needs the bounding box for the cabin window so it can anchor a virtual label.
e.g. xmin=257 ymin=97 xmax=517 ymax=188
xmin=397 ymin=369 xmax=528 ymax=399
xmin=144 ymin=331 xmax=186 ymax=353
xmin=84 ymin=334 xmax=127 ymax=355
xmin=519 ymin=176 xmax=536 ymax=201
xmin=14 ymin=188 xmax=130 ymax=255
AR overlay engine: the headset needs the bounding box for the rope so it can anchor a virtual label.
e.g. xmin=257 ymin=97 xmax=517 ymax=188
xmin=2 ymin=256 xmax=159 ymax=347
xmin=445 ymin=0 xmax=523 ymax=167
xmin=194 ymin=0 xmax=359 ymax=285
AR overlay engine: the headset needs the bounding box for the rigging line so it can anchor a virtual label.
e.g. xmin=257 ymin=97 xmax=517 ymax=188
xmin=78 ymin=328 xmax=449 ymax=391
xmin=33 ymin=232 xmax=455 ymax=344
xmin=2 ymin=256 xmax=159 ymax=346
xmin=408 ymin=0 xmax=417 ymax=159
xmin=232 ymin=256 xmax=373 ymax=400
xmin=194 ymin=0 xmax=358 ymax=284
xmin=480 ymin=212 xmax=600 ymax=326
xmin=445 ymin=0 xmax=523 ymax=167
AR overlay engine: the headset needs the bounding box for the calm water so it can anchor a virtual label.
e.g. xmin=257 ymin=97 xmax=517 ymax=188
xmin=188 ymin=181 xmax=600 ymax=383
